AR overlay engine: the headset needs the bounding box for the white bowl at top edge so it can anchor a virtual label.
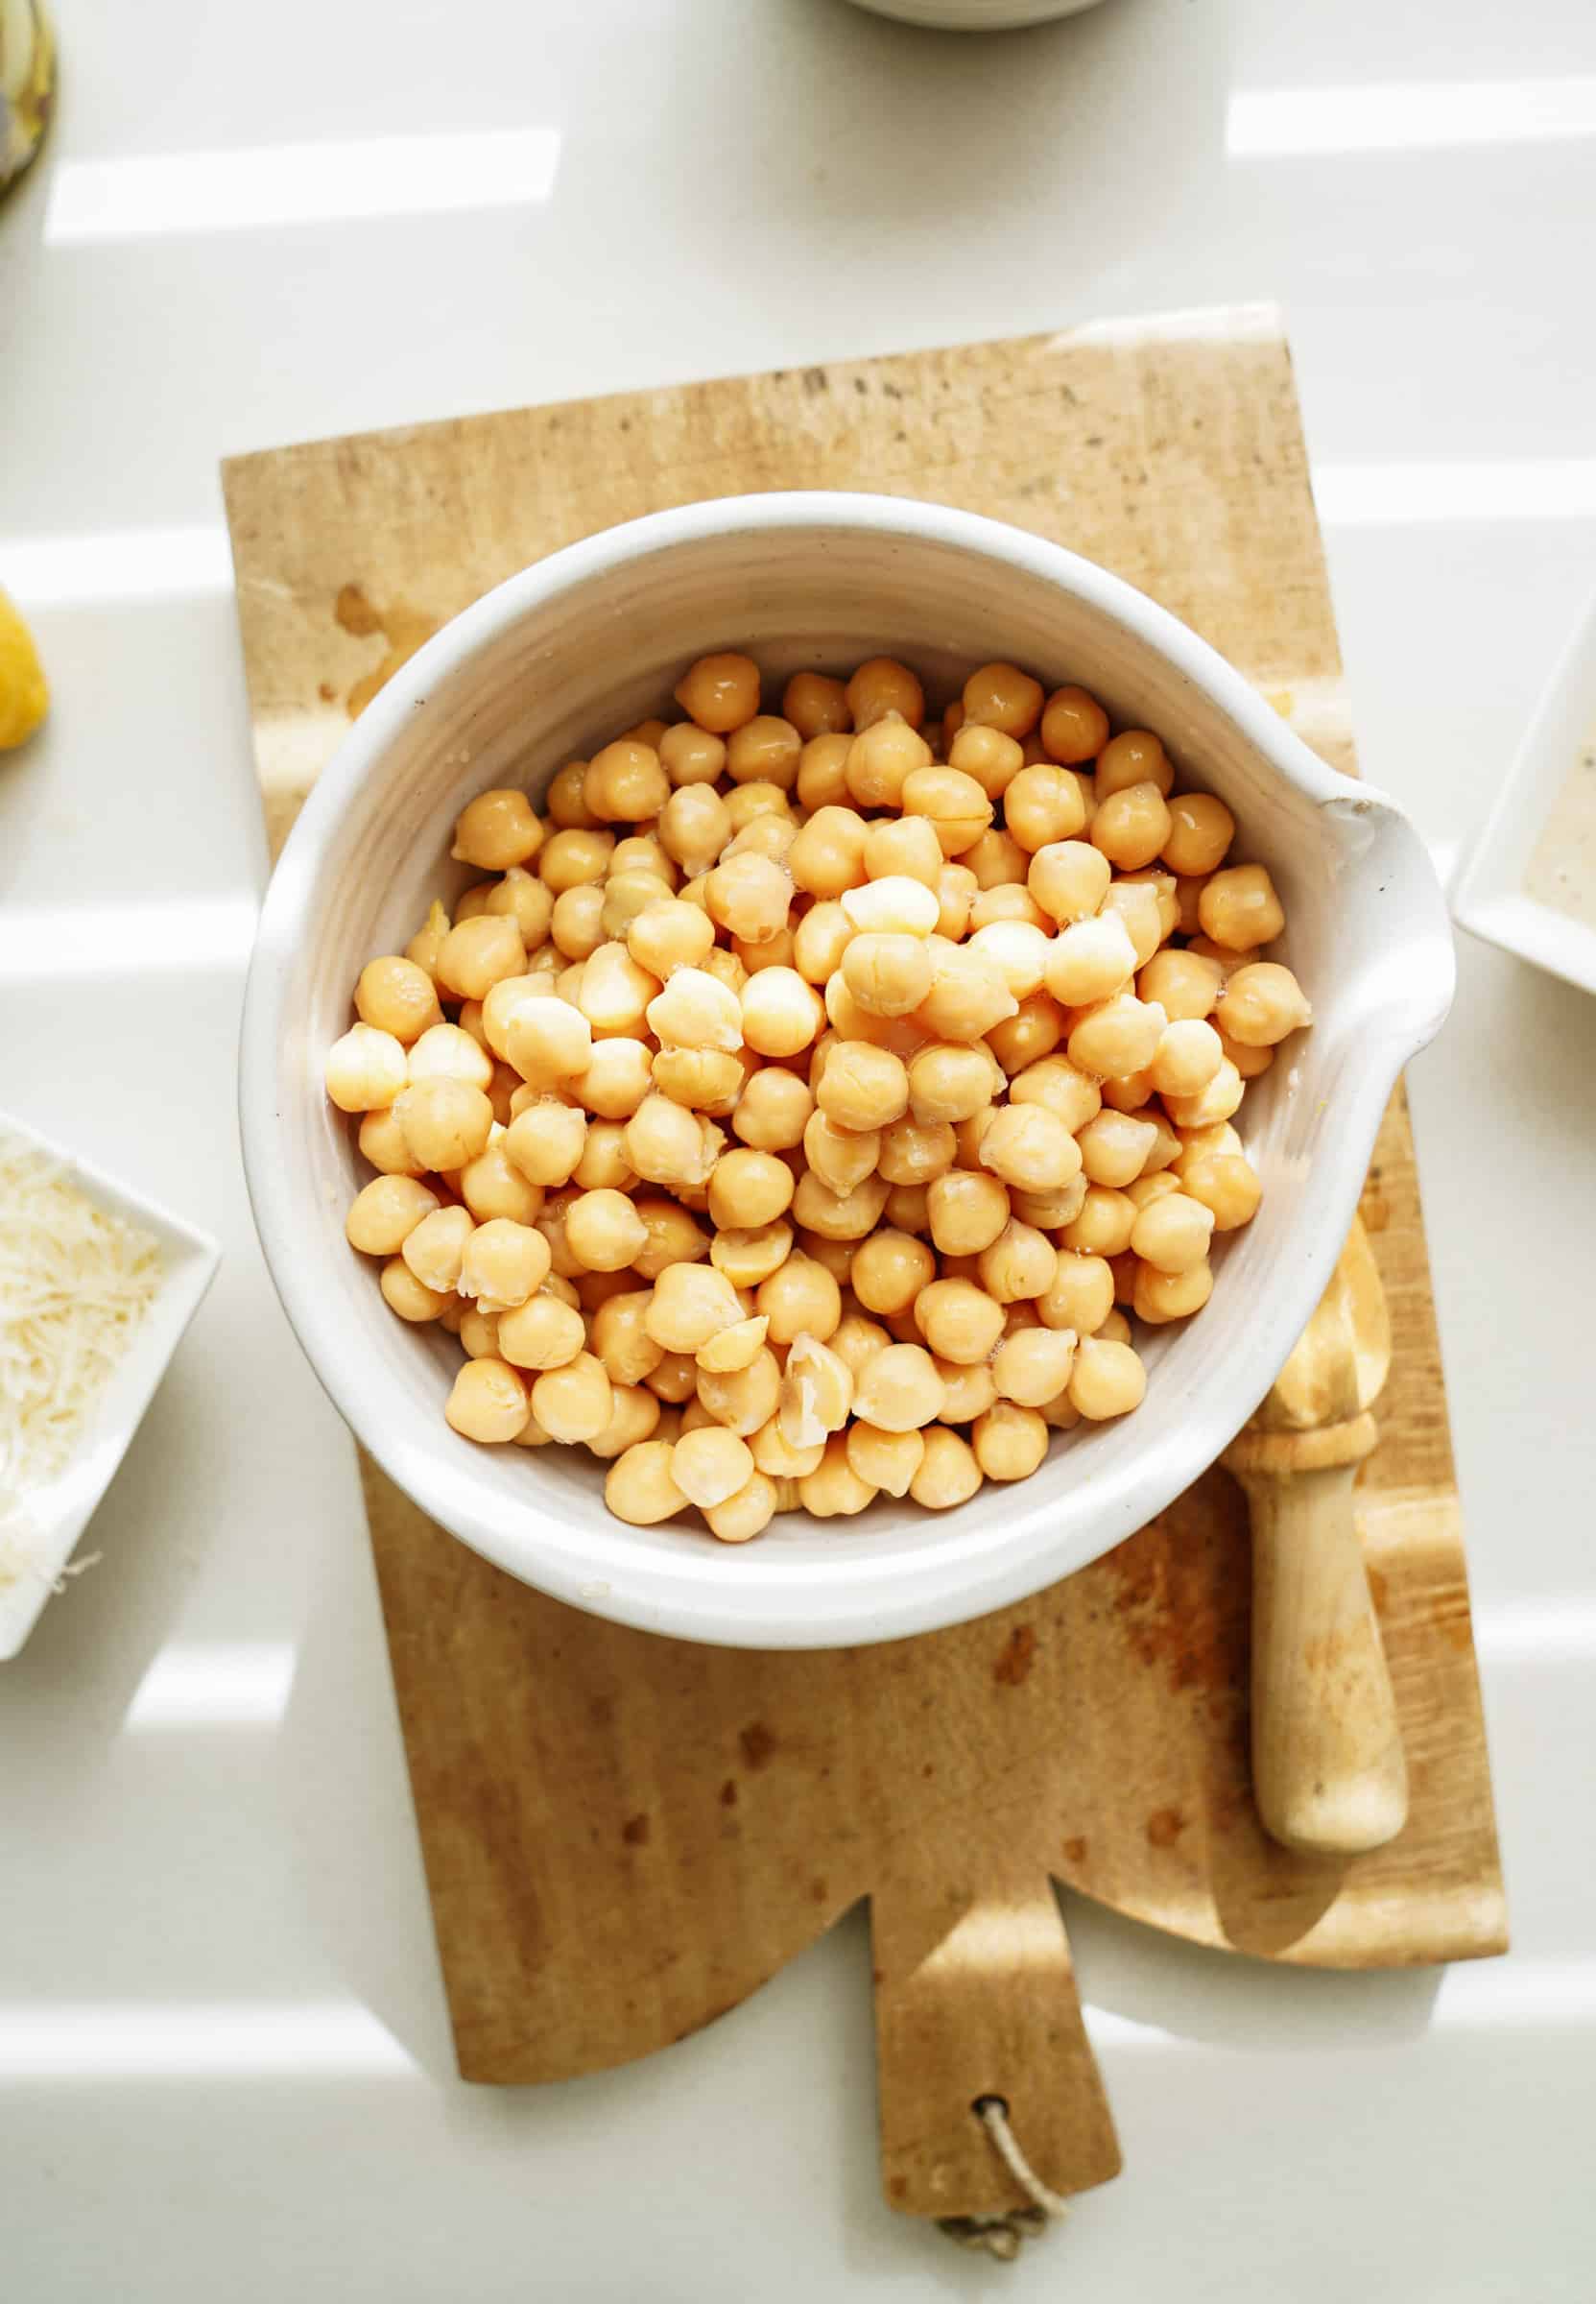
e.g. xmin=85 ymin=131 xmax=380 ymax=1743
xmin=239 ymin=492 xmax=1454 ymax=1651
xmin=844 ymin=1 xmax=1108 ymax=28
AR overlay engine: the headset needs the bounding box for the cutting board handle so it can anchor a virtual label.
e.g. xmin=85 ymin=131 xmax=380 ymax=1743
xmin=869 ymin=1849 xmax=1120 ymax=2219
xmin=1240 ymin=1454 xmax=1408 ymax=1856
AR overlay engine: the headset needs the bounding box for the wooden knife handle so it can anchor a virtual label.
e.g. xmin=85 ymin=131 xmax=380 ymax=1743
xmin=1238 ymin=1454 xmax=1408 ymax=1857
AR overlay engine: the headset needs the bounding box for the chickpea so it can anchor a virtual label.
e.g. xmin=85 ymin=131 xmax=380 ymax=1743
xmin=793 ymin=1108 xmax=873 ymax=1196
xmin=392 ymin=1205 xmax=466 ymax=1296
xmin=991 ymin=1326 xmax=1077 ymax=1409
xmin=1182 ymin=1151 xmax=1261 ymax=1232
xmin=358 ymin=1106 xmax=426 ymax=1178
xmin=924 ymin=1353 xmax=989 ymax=1423
xmin=673 ymin=650 xmax=760 ymax=733
xmin=550 ymin=883 xmax=605 ymax=962
xmin=458 ymin=1127 xmax=545 ymax=1221
xmin=1217 ymin=1026 xmax=1274 ymax=1082
xmin=405 ymin=900 xmax=452 ymax=979
xmin=1219 ymin=962 xmax=1312 ymax=1047
xmin=702 ymin=852 xmax=789 ymax=947
xmin=785 ymin=900 xmax=846 ymax=986
xmin=389 ymin=1079 xmax=488 ymax=1172
xmin=573 ymin=941 xmax=656 ymax=1039
xmin=708 ymin=1147 xmax=796 ymax=1230
xmin=670 ymin=1426 xmax=757 ymax=1510
xmin=1163 ymin=1058 xmax=1245 ymax=1131
xmin=639 ymin=1260 xmax=742 ymax=1355
xmin=833 ymin=1423 xmax=917 ymax=1500
xmin=943 ymin=725 xmax=1019 ymax=806
xmin=1100 ymin=1067 xmax=1155 ymax=1116
xmin=625 ymin=1203 xmax=706 ymax=1286
xmin=971 ymin=1402 xmax=1050 ymax=1483
xmin=910 ymin=1428 xmax=983 ymax=1510
xmin=651 ymin=728 xmax=723 ymax=801
xmin=843 ymin=1228 xmax=932 ymax=1317
xmin=792 ymin=1170 xmax=892 ymax=1243
xmin=1145 ymin=1020 xmax=1221 ymax=1101
xmin=1139 ymin=948 xmax=1222 ymax=1023
xmin=751 ymin=1416 xmax=826 ymax=1480
xmin=489 ymin=1287 xmax=581 ymax=1372
xmin=432 ymin=914 xmax=523 ymax=1003
xmin=620 ymin=899 xmax=711 ymax=983
xmin=726 ymin=1068 xmax=808 ymax=1154
xmin=436 ymin=1356 xmax=528 ymax=1447
xmin=1038 ymin=1252 xmax=1114 ymax=1336
xmin=965 ymin=918 xmax=1048 ymax=1001
xmin=1198 ymin=863 xmax=1285 ymax=951
xmin=835 ymin=933 xmax=926 ymax=1021
xmin=376 ymin=1257 xmax=447 ymax=1324
xmin=968 ymin=885 xmax=1049 ymax=935
xmin=755 ymin=1252 xmax=843 ymax=1347
xmin=501 ymin=996 xmax=591 ymax=1091
xmin=1126 ymin=1171 xmax=1182 ymax=1216
xmin=345 ymin=1174 xmax=441 ymax=1259
xmin=793 ymin=1433 xmax=874 ymax=1518
xmin=913 ymin=944 xmax=1017 ymax=1043
xmin=325 ymin=1022 xmax=408 ymax=1114
xmin=566 ymin=1118 xmax=636 ymax=1196
xmin=1061 ymin=1335 xmax=1144 ymax=1421
xmin=961 ymin=828 xmax=1029 ymax=892
xmin=1073 ymin=1110 xmax=1154 ymax=1190
xmin=601 ymin=1439 xmax=686 ymax=1525
xmin=787 ymin=804 xmax=867 ymax=900
xmin=777 ymin=1332 xmax=856 ymax=1449
xmin=1036 ymin=913 xmax=1129 ymax=1008
xmin=1132 ymin=1258 xmax=1214 ymax=1324
xmin=1096 ymin=730 xmax=1174 ymax=800
xmin=794 ymin=732 xmax=851 ymax=814
xmin=723 ymin=714 xmax=799 ymax=791
xmin=973 ymin=1105 xmax=1076 ymax=1196
xmin=847 ymin=1342 xmax=943 ymax=1433
xmin=1090 ymin=781 xmax=1172 ymax=873
xmin=809 ymin=1039 xmax=904 ymax=1134
xmin=455 ymin=882 xmax=496 ymax=924
xmin=1003 ymin=763 xmax=1085 ymax=853
xmin=585 ymin=1384 xmax=662 ymax=1462
xmin=500 ymin=1100 xmax=586 ymax=1191
xmin=974 ymin=1215 xmax=1055 ymax=1304
xmin=459 ymin=1305 xmax=501 ymax=1358
xmin=531 ymin=1351 xmax=613 ymax=1445
xmin=845 ymin=715 xmax=931 ymax=809
xmin=355 ymin=955 xmax=443 ymax=1047
xmin=923 ymin=1168 xmax=1009 ymax=1258
xmin=404 ymin=1022 xmax=490 ymax=1094
xmin=983 ymin=992 xmax=1060 ymax=1078
xmin=1099 ymin=881 xmax=1164 ymax=970
xmin=866 ymin=818 xmax=947 ymax=899
xmin=962 ymin=660 xmax=1043 ymax=739
xmin=656 ymin=786 xmax=730 ymax=883
xmin=453 ymin=1207 xmax=548 ymax=1317
xmin=890 ymin=765 xmax=992 ymax=862
xmin=697 ymin=1346 xmax=782 ymax=1437
xmin=1129 ymin=1190 xmax=1215 ymax=1276
xmin=557 ymin=1188 xmax=644 ymax=1275
xmin=584 ymin=1289 xmax=663 ymax=1388
xmin=734 ymin=968 xmax=821 ymax=1062
xmin=1066 ymin=993 xmax=1167 ymax=1081
xmin=1060 ymin=1186 xmax=1139 ymax=1259
xmin=599 ymin=874 xmax=674 ymax=949
xmin=701 ymin=1469 xmax=779 ymax=1543
xmin=1158 ymin=789 xmax=1233 ymax=876
xmin=618 ymin=1092 xmax=704 ymax=1188
xmin=900 ymin=1043 xmax=990 ymax=1128
xmin=697 ymin=1314 xmax=771 ymax=1377
xmin=782 ymin=671 xmax=851 ymax=738
xmin=580 ymin=739 xmax=666 ymax=825
xmin=645 ymin=1351 xmax=700 ymax=1405
xmin=703 ymin=1224 xmax=793 ymax=1302
xmin=449 ymin=787 xmax=541 ymax=872
xmin=1007 ymin=1055 xmax=1100 ymax=1136
xmin=908 ymin=1277 xmax=999 ymax=1367
xmin=1036 ymin=684 xmax=1108 ymax=765
xmin=482 ymin=872 xmax=553 ymax=955
xmin=873 ymin=1119 xmax=952 ymax=1190
xmin=543 ymin=760 xmax=595 ymax=829
xmin=846 ymin=657 xmax=923 ymax=732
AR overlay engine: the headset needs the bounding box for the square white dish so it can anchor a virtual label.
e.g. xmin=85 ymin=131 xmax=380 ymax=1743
xmin=1453 ymin=582 xmax=1596 ymax=996
xmin=0 ymin=1110 xmax=221 ymax=1660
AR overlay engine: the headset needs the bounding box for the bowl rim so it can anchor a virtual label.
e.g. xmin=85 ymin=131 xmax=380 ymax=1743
xmin=240 ymin=489 xmax=1450 ymax=1648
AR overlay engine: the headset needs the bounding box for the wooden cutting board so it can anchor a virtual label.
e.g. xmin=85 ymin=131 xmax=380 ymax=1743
xmin=222 ymin=308 xmax=1506 ymax=2223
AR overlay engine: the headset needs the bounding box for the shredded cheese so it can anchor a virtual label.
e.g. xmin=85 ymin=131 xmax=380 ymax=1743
xmin=0 ymin=1136 xmax=161 ymax=1586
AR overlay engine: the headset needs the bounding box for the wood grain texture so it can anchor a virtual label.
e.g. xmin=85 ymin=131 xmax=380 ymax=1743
xmin=224 ymin=310 xmax=1505 ymax=2220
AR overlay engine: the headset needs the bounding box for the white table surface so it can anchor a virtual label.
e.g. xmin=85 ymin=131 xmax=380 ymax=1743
xmin=4 ymin=1 xmax=1594 ymax=2294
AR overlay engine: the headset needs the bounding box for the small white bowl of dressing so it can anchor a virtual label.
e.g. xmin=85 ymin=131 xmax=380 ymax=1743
xmin=0 ymin=1111 xmax=220 ymax=1660
xmin=1453 ymin=581 xmax=1596 ymax=997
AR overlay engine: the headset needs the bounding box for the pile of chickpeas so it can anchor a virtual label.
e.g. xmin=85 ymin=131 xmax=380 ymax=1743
xmin=325 ymin=651 xmax=1312 ymax=1543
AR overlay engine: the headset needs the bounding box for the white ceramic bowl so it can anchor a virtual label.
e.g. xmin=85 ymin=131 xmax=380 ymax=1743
xmin=846 ymin=0 xmax=1108 ymax=27
xmin=240 ymin=492 xmax=1452 ymax=1650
